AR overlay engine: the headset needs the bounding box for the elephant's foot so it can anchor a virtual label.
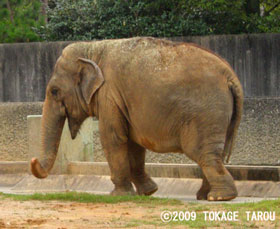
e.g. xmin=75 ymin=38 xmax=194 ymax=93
xmin=207 ymin=187 xmax=237 ymax=201
xmin=196 ymin=185 xmax=210 ymax=200
xmin=136 ymin=178 xmax=158 ymax=196
xmin=196 ymin=176 xmax=210 ymax=200
xmin=110 ymin=179 xmax=136 ymax=196
xmin=110 ymin=185 xmax=136 ymax=196
xmin=206 ymin=176 xmax=237 ymax=201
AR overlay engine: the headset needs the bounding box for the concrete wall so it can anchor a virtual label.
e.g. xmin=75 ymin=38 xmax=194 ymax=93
xmin=0 ymin=41 xmax=72 ymax=102
xmin=1 ymin=98 xmax=279 ymax=165
xmin=0 ymin=34 xmax=279 ymax=101
xmin=0 ymin=102 xmax=42 ymax=161
xmin=175 ymin=33 xmax=280 ymax=97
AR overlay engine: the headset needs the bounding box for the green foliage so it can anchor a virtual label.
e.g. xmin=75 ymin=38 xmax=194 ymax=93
xmin=0 ymin=0 xmax=45 ymax=43
xmin=37 ymin=0 xmax=96 ymax=41
xmin=38 ymin=0 xmax=280 ymax=41
xmin=185 ymin=0 xmax=280 ymax=34
xmin=257 ymin=0 xmax=280 ymax=33
xmin=38 ymin=0 xmax=210 ymax=41
xmin=1 ymin=0 xmax=280 ymax=42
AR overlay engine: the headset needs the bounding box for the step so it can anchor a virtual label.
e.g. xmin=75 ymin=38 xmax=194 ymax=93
xmin=0 ymin=175 xmax=279 ymax=199
xmin=67 ymin=162 xmax=280 ymax=181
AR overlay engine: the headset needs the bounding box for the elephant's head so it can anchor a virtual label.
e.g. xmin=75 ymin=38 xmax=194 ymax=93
xmin=30 ymin=47 xmax=104 ymax=179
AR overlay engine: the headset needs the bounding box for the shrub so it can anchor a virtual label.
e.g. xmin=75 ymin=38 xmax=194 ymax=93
xmin=0 ymin=0 xmax=44 ymax=43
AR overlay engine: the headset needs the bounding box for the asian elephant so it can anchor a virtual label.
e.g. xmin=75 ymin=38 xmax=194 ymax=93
xmin=30 ymin=37 xmax=243 ymax=201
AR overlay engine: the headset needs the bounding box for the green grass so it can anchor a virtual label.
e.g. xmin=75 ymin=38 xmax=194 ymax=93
xmin=223 ymin=198 xmax=280 ymax=212
xmin=0 ymin=191 xmax=181 ymax=205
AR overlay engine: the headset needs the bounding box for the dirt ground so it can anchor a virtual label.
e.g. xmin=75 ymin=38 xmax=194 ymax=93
xmin=0 ymin=198 xmax=278 ymax=229
xmin=0 ymin=199 xmax=167 ymax=229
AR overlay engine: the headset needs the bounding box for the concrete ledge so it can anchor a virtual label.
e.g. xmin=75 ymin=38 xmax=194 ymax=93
xmin=1 ymin=161 xmax=279 ymax=181
xmin=0 ymin=162 xmax=28 ymax=174
xmin=0 ymin=174 xmax=27 ymax=187
xmin=68 ymin=162 xmax=280 ymax=181
xmin=1 ymin=175 xmax=279 ymax=198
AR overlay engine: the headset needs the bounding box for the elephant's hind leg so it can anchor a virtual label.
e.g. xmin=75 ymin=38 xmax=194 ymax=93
xmin=181 ymin=122 xmax=237 ymax=201
xmin=198 ymin=147 xmax=237 ymax=201
xmin=128 ymin=140 xmax=158 ymax=196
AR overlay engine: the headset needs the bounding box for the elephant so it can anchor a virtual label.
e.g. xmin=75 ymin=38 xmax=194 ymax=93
xmin=30 ymin=37 xmax=243 ymax=201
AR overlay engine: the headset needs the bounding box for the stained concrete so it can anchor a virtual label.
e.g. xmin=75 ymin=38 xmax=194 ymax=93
xmin=0 ymin=41 xmax=72 ymax=102
xmin=0 ymin=102 xmax=42 ymax=161
xmin=0 ymin=162 xmax=28 ymax=174
xmin=0 ymin=175 xmax=279 ymax=201
xmin=1 ymin=161 xmax=279 ymax=181
xmin=67 ymin=162 xmax=280 ymax=181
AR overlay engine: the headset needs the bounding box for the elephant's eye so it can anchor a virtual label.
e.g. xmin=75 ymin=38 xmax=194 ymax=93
xmin=51 ymin=88 xmax=59 ymax=96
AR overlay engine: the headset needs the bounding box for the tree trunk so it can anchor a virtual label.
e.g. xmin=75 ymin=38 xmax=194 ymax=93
xmin=41 ymin=0 xmax=48 ymax=23
xmin=6 ymin=0 xmax=14 ymax=23
xmin=245 ymin=0 xmax=260 ymax=15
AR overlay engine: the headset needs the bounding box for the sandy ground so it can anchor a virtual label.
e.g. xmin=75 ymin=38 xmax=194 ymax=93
xmin=0 ymin=198 xmax=278 ymax=229
xmin=0 ymin=199 xmax=167 ymax=229
xmin=0 ymin=199 xmax=280 ymax=229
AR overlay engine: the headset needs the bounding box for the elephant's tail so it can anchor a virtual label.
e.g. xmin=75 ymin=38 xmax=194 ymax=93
xmin=223 ymin=69 xmax=244 ymax=163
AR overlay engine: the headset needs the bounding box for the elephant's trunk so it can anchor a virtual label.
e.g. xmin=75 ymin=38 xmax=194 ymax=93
xmin=30 ymin=99 xmax=66 ymax=178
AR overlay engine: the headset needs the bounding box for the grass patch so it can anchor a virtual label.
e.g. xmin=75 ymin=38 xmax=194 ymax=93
xmin=0 ymin=192 xmax=181 ymax=205
xmin=221 ymin=198 xmax=280 ymax=226
xmin=223 ymin=198 xmax=280 ymax=212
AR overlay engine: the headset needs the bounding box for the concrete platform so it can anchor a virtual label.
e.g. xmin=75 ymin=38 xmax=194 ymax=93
xmin=0 ymin=174 xmax=279 ymax=202
xmin=0 ymin=161 xmax=29 ymax=174
xmin=0 ymin=162 xmax=279 ymax=202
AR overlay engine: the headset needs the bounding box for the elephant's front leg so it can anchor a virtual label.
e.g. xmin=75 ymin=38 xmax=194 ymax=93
xmin=99 ymin=104 xmax=135 ymax=196
xmin=128 ymin=140 xmax=158 ymax=196
xmin=103 ymin=143 xmax=135 ymax=196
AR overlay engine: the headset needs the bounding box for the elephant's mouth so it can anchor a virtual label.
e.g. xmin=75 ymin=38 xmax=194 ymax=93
xmin=67 ymin=116 xmax=84 ymax=140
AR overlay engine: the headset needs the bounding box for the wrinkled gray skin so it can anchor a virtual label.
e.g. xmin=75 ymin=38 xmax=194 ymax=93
xmin=31 ymin=37 xmax=243 ymax=201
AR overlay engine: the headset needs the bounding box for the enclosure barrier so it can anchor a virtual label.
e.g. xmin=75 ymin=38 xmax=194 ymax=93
xmin=0 ymin=34 xmax=280 ymax=102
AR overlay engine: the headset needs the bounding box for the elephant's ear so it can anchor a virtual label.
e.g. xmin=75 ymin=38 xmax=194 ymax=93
xmin=77 ymin=58 xmax=104 ymax=105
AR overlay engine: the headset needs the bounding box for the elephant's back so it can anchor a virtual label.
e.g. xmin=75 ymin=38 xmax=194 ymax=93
xmin=104 ymin=37 xmax=230 ymax=84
